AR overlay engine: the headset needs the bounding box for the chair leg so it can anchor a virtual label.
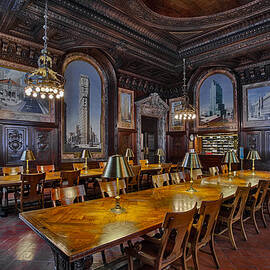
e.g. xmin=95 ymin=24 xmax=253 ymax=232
xmin=128 ymin=255 xmax=134 ymax=270
xmin=228 ymin=222 xmax=237 ymax=250
xmin=267 ymin=196 xmax=270 ymax=217
xmin=101 ymin=250 xmax=107 ymax=265
xmin=182 ymin=249 xmax=188 ymax=270
xmin=209 ymin=234 xmax=220 ymax=269
xmin=260 ymin=207 xmax=267 ymax=228
xmin=120 ymin=243 xmax=125 ymax=255
xmin=251 ymin=210 xmax=260 ymax=234
xmin=240 ymin=216 xmax=248 ymax=241
xmin=191 ymin=247 xmax=199 ymax=270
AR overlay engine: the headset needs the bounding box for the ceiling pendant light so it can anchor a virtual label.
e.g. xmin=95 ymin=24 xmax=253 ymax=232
xmin=174 ymin=58 xmax=196 ymax=121
xmin=24 ymin=0 xmax=64 ymax=99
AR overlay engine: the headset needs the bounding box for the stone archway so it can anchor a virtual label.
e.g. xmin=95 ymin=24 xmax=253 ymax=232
xmin=135 ymin=93 xmax=169 ymax=163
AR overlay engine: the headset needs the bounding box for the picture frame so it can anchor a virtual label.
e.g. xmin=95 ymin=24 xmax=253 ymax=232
xmin=118 ymin=88 xmax=134 ymax=129
xmin=0 ymin=61 xmax=55 ymax=123
xmin=242 ymin=81 xmax=270 ymax=128
xmin=169 ymin=97 xmax=185 ymax=131
xmin=195 ymin=68 xmax=238 ymax=131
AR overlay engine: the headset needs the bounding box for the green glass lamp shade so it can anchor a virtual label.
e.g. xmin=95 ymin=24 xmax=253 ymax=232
xmin=125 ymin=148 xmax=134 ymax=158
xmin=181 ymin=150 xmax=202 ymax=169
xmin=20 ymin=150 xmax=36 ymax=161
xmin=246 ymin=150 xmax=261 ymax=160
xmin=102 ymin=154 xmax=134 ymax=178
xmin=223 ymin=150 xmax=239 ymax=164
xmin=81 ymin=149 xmax=92 ymax=159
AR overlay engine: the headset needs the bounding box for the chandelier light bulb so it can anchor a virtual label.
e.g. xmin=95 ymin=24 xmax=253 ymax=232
xmin=41 ymin=94 xmax=46 ymax=99
xmin=59 ymin=91 xmax=64 ymax=97
xmin=56 ymin=94 xmax=60 ymax=99
xmin=32 ymin=92 xmax=38 ymax=98
xmin=36 ymin=87 xmax=40 ymax=92
xmin=49 ymin=94 xmax=54 ymax=99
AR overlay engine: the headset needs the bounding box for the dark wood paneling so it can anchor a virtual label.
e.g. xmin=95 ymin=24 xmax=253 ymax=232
xmin=166 ymin=132 xmax=186 ymax=163
xmin=117 ymin=130 xmax=137 ymax=160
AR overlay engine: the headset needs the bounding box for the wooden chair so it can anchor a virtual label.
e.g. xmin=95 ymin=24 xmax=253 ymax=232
xmin=51 ymin=185 xmax=85 ymax=207
xmin=60 ymin=170 xmax=80 ymax=187
xmin=209 ymin=166 xmax=219 ymax=176
xmin=244 ymin=179 xmax=270 ymax=234
xmin=171 ymin=172 xmax=186 ymax=184
xmin=99 ymin=162 xmax=107 ymax=169
xmin=139 ymin=159 xmax=148 ymax=167
xmin=216 ymin=185 xmax=251 ymax=249
xmin=152 ymin=174 xmax=170 ymax=188
xmin=221 ymin=164 xmax=228 ymax=174
xmin=17 ymin=173 xmax=45 ymax=212
xmin=192 ymin=169 xmax=203 ymax=180
xmin=161 ymin=163 xmax=172 ymax=174
xmin=73 ymin=163 xmax=85 ymax=171
xmin=126 ymin=165 xmax=141 ymax=192
xmin=187 ymin=196 xmax=223 ymax=270
xmin=128 ymin=160 xmax=134 ymax=166
xmin=2 ymin=166 xmax=23 ymax=207
xmin=36 ymin=165 xmax=55 ymax=173
xmin=126 ymin=204 xmax=197 ymax=270
xmin=99 ymin=179 xmax=126 ymax=198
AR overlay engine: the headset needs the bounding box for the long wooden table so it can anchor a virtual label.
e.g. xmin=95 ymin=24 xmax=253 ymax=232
xmin=19 ymin=170 xmax=270 ymax=269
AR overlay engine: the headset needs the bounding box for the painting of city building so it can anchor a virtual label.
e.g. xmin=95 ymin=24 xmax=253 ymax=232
xmin=199 ymin=73 xmax=234 ymax=127
xmin=247 ymin=86 xmax=270 ymax=121
xmin=0 ymin=66 xmax=52 ymax=122
xmin=63 ymin=60 xmax=102 ymax=154
xmin=118 ymin=88 xmax=134 ymax=129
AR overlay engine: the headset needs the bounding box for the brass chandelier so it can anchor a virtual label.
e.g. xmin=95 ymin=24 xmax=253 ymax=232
xmin=174 ymin=58 xmax=196 ymax=121
xmin=24 ymin=0 xmax=64 ymax=99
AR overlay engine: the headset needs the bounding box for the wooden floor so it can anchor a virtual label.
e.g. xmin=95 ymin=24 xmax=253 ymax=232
xmin=1 ymin=211 xmax=270 ymax=270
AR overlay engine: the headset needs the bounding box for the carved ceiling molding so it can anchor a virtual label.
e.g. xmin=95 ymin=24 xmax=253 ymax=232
xmin=113 ymin=0 xmax=268 ymax=31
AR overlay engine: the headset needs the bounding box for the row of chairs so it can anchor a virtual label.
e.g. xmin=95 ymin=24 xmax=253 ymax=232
xmin=209 ymin=164 xmax=229 ymax=176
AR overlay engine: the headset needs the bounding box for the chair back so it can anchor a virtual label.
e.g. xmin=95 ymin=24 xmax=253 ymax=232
xmin=209 ymin=166 xmax=219 ymax=176
xmin=73 ymin=163 xmax=85 ymax=171
xmin=99 ymin=162 xmax=107 ymax=169
xmin=20 ymin=173 xmax=45 ymax=206
xmin=127 ymin=165 xmax=141 ymax=189
xmin=221 ymin=164 xmax=228 ymax=174
xmin=230 ymin=184 xmax=251 ymax=221
xmin=161 ymin=163 xmax=172 ymax=174
xmin=251 ymin=180 xmax=270 ymax=211
xmin=37 ymin=165 xmax=55 ymax=173
xmin=51 ymin=185 xmax=85 ymax=207
xmin=99 ymin=179 xmax=126 ymax=198
xmin=139 ymin=159 xmax=148 ymax=167
xmin=171 ymin=172 xmax=185 ymax=184
xmin=193 ymin=169 xmax=203 ymax=180
xmin=2 ymin=166 xmax=23 ymax=176
xmin=128 ymin=160 xmax=134 ymax=166
xmin=156 ymin=204 xmax=197 ymax=268
xmin=60 ymin=170 xmax=80 ymax=187
xmin=152 ymin=174 xmax=170 ymax=188
xmin=193 ymin=196 xmax=223 ymax=247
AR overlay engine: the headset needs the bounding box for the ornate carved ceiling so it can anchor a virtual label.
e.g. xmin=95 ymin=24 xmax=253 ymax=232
xmin=0 ymin=0 xmax=270 ymax=88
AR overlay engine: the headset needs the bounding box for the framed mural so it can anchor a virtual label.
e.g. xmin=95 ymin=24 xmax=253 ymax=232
xmin=118 ymin=88 xmax=134 ymax=129
xmin=169 ymin=97 xmax=185 ymax=131
xmin=0 ymin=63 xmax=54 ymax=123
xmin=61 ymin=54 xmax=106 ymax=159
xmin=243 ymin=81 xmax=270 ymax=128
xmin=195 ymin=69 xmax=238 ymax=131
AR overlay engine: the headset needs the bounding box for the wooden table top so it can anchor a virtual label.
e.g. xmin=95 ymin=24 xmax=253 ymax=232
xmin=19 ymin=170 xmax=270 ymax=263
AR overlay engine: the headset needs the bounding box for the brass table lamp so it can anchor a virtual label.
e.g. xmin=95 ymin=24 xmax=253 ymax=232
xmin=143 ymin=146 xmax=149 ymax=159
xmin=81 ymin=149 xmax=92 ymax=173
xmin=223 ymin=150 xmax=239 ymax=175
xmin=182 ymin=149 xmax=202 ymax=192
xmin=156 ymin=148 xmax=165 ymax=164
xmin=20 ymin=150 xmax=36 ymax=174
xmin=125 ymin=148 xmax=134 ymax=163
xmin=102 ymin=154 xmax=134 ymax=214
xmin=246 ymin=150 xmax=261 ymax=172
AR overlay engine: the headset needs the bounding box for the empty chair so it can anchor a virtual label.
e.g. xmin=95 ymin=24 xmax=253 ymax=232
xmin=126 ymin=204 xmax=197 ymax=270
xmin=161 ymin=163 xmax=172 ymax=174
xmin=152 ymin=173 xmax=170 ymax=188
xmin=209 ymin=166 xmax=219 ymax=176
xmin=221 ymin=164 xmax=228 ymax=174
xmin=187 ymin=196 xmax=223 ymax=270
xmin=60 ymin=170 xmax=80 ymax=187
xmin=17 ymin=173 xmax=46 ymax=212
xmin=73 ymin=163 xmax=85 ymax=171
xmin=171 ymin=172 xmax=186 ymax=184
xmin=51 ymin=185 xmax=85 ymax=207
xmin=2 ymin=166 xmax=23 ymax=207
xmin=192 ymin=169 xmax=203 ymax=180
xmin=99 ymin=179 xmax=126 ymax=198
xmin=216 ymin=185 xmax=251 ymax=249
xmin=244 ymin=179 xmax=270 ymax=234
xmin=37 ymin=165 xmax=55 ymax=173
xmin=126 ymin=165 xmax=141 ymax=192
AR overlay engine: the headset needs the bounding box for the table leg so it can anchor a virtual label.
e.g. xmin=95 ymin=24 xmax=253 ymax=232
xmin=0 ymin=188 xmax=7 ymax=217
xmin=52 ymin=248 xmax=93 ymax=270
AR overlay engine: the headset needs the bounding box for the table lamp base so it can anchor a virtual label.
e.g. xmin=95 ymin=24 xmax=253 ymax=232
xmin=111 ymin=196 xmax=126 ymax=214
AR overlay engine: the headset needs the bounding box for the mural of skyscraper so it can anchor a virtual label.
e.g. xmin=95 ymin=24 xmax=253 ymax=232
xmin=209 ymin=80 xmax=226 ymax=117
xmin=79 ymin=74 xmax=90 ymax=145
